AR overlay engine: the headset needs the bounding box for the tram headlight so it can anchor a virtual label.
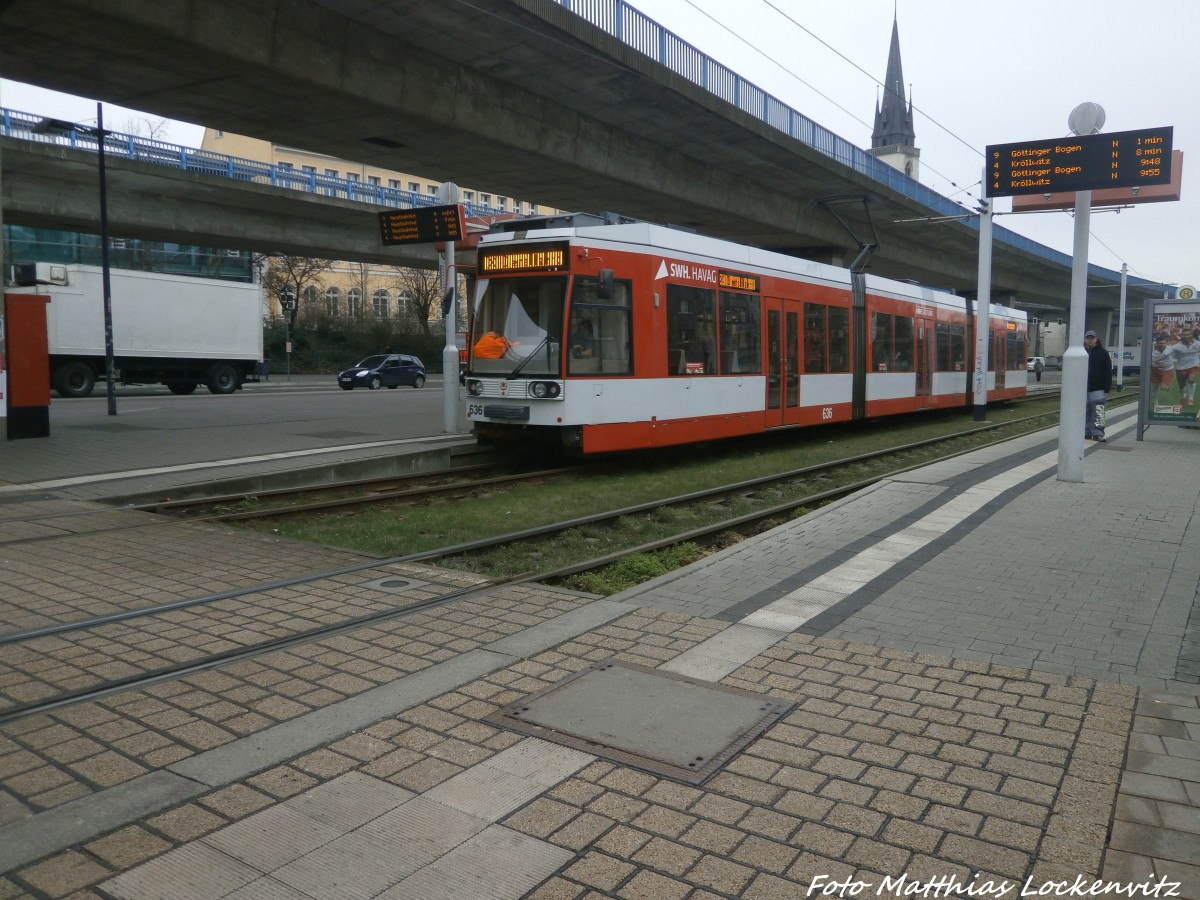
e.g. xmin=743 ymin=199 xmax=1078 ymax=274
xmin=466 ymin=380 xmax=483 ymax=396
xmin=529 ymin=381 xmax=561 ymax=399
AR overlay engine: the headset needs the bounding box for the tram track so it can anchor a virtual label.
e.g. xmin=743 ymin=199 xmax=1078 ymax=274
xmin=0 ymin=408 xmax=1074 ymax=725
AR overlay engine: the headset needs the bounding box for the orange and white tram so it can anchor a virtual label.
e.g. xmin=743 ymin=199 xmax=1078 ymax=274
xmin=463 ymin=215 xmax=1027 ymax=455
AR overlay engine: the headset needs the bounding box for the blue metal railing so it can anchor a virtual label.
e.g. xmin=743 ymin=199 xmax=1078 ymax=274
xmin=0 ymin=106 xmax=514 ymax=221
xmin=556 ymin=0 xmax=1165 ymax=290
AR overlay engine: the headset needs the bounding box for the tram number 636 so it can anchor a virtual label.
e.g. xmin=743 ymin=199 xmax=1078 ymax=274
xmin=821 ymin=407 xmax=834 ymax=420
xmin=468 ymin=404 xmax=485 ymax=417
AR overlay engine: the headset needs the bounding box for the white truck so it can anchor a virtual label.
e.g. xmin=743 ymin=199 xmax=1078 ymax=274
xmin=10 ymin=263 xmax=264 ymax=398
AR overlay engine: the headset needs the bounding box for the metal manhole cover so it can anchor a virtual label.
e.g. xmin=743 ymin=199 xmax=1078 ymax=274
xmin=485 ymin=659 xmax=794 ymax=785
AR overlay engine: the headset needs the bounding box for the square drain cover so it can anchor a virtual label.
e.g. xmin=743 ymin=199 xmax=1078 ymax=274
xmin=485 ymin=660 xmax=794 ymax=784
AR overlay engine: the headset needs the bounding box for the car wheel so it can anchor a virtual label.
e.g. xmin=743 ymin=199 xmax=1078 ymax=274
xmin=368 ymin=376 xmax=382 ymax=390
xmin=168 ymin=382 xmax=198 ymax=395
xmin=386 ymin=384 xmax=398 ymax=389
xmin=412 ymin=374 xmax=426 ymax=389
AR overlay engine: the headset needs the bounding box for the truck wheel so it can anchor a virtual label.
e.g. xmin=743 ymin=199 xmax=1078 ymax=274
xmin=168 ymin=382 xmax=198 ymax=395
xmin=367 ymin=376 xmax=382 ymax=390
xmin=206 ymin=363 xmax=239 ymax=394
xmin=412 ymin=375 xmax=426 ymax=389
xmin=54 ymin=362 xmax=96 ymax=398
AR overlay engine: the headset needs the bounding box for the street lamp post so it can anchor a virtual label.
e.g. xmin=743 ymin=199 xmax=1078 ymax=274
xmin=33 ymin=104 xmax=117 ymax=414
xmin=96 ymin=104 xmax=117 ymax=416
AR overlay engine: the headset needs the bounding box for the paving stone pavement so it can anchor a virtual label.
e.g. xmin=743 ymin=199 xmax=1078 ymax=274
xmin=0 ymin=410 xmax=1197 ymax=897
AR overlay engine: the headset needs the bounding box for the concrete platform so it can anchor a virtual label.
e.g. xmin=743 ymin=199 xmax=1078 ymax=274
xmin=0 ymin=399 xmax=1197 ymax=898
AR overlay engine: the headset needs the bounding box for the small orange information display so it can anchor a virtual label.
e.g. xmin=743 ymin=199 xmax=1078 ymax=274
xmin=379 ymin=204 xmax=465 ymax=245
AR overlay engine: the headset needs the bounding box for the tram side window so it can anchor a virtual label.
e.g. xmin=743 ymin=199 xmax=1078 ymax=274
xmin=718 ymin=293 xmax=761 ymax=374
xmin=872 ymin=313 xmax=893 ymax=371
xmin=802 ymin=303 xmax=850 ymax=373
xmin=568 ymin=277 xmax=633 ymax=376
xmin=1008 ymin=331 xmax=1026 ymax=370
xmin=829 ymin=307 xmax=849 ymax=372
xmin=871 ymin=312 xmax=915 ymax=372
xmin=936 ymin=323 xmax=967 ymax=371
xmin=804 ymin=303 xmax=826 ymax=373
xmin=666 ymin=285 xmax=716 ymax=375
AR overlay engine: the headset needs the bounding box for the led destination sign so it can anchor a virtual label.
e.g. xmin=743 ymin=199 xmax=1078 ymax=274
xmin=379 ymin=204 xmax=466 ymax=245
xmin=719 ymin=270 xmax=761 ymax=292
xmin=986 ymin=126 xmax=1173 ymax=198
xmin=478 ymin=242 xmax=569 ymax=274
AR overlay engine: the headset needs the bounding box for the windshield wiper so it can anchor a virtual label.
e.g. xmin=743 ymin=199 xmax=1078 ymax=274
xmin=507 ymin=336 xmax=553 ymax=378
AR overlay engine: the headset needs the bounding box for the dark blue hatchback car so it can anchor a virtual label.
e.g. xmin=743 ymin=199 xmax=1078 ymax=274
xmin=337 ymin=354 xmax=426 ymax=390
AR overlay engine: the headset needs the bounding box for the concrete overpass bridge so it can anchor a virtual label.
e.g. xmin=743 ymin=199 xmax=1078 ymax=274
xmin=0 ymin=0 xmax=1169 ymax=318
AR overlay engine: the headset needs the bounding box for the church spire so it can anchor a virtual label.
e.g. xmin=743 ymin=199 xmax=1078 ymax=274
xmin=868 ymin=11 xmax=919 ymax=179
xmin=872 ymin=14 xmax=915 ymax=149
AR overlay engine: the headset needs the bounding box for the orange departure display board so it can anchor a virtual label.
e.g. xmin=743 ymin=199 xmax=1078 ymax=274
xmin=379 ymin=204 xmax=466 ymax=245
xmin=986 ymin=126 xmax=1173 ymax=198
xmin=478 ymin=242 xmax=570 ymax=274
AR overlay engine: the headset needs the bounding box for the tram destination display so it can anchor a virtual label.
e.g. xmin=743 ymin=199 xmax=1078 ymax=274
xmin=986 ymin=126 xmax=1173 ymax=198
xmin=379 ymin=204 xmax=466 ymax=245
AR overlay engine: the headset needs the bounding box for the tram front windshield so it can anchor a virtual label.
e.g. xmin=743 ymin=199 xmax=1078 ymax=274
xmin=471 ymin=276 xmax=566 ymax=377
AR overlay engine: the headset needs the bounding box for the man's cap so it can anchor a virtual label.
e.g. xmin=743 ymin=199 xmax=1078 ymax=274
xmin=1085 ymin=330 xmax=1098 ymax=339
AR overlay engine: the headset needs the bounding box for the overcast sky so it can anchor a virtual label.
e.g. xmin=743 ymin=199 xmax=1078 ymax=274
xmin=3 ymin=0 xmax=1196 ymax=290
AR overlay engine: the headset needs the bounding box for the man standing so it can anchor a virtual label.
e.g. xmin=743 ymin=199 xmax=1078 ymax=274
xmin=1084 ymin=330 xmax=1113 ymax=442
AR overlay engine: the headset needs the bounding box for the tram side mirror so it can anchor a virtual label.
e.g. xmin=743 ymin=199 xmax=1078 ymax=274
xmin=598 ymin=268 xmax=614 ymax=300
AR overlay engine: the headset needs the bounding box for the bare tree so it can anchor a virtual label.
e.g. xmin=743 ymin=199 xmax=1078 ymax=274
xmin=346 ymin=262 xmax=372 ymax=324
xmin=255 ymin=254 xmax=333 ymax=327
xmin=385 ymin=265 xmax=442 ymax=336
xmin=111 ymin=115 xmax=171 ymax=142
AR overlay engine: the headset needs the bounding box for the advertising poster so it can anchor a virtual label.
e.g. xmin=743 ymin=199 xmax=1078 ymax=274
xmin=1147 ymin=301 xmax=1200 ymax=424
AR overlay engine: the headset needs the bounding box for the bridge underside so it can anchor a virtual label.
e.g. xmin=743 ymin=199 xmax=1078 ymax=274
xmin=0 ymin=0 xmax=1144 ymax=310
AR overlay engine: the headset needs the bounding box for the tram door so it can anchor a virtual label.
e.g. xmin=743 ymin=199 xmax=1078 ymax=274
xmin=765 ymin=298 xmax=802 ymax=427
xmin=915 ymin=313 xmax=935 ymax=400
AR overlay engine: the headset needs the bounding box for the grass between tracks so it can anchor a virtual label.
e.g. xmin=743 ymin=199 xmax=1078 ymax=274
xmin=236 ymin=392 xmax=1126 ymax=595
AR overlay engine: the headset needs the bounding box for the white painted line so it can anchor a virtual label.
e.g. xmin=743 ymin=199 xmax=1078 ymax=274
xmin=0 ymin=434 xmax=467 ymax=493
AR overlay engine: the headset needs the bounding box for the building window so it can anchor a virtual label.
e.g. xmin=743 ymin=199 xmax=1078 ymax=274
xmin=325 ymin=287 xmax=341 ymax=317
xmin=368 ymin=175 xmax=381 ymax=186
xmin=348 ymin=288 xmax=364 ymax=317
xmin=373 ymin=289 xmax=390 ymax=318
xmin=303 ymin=285 xmax=319 ymax=305
xmin=325 ymin=169 xmax=338 ymax=178
xmin=388 ymin=179 xmax=401 ymax=189
xmin=213 ymin=130 xmax=224 ymax=138
xmin=480 ymin=194 xmax=491 ymax=208
xmin=427 ymin=185 xmax=438 ymax=196
xmin=302 ymin=165 xmax=316 ymax=174
xmin=408 ymin=182 xmax=420 ymax=193
xmin=497 ymin=197 xmax=507 ymax=211
xmin=463 ymin=191 xmax=474 ymax=203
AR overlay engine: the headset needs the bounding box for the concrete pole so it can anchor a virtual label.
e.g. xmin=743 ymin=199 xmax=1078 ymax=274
xmin=436 ymin=182 xmax=461 ymax=434
xmin=1057 ymin=190 xmax=1092 ymax=482
xmin=972 ymin=191 xmax=992 ymax=421
xmin=441 ymin=240 xmax=458 ymax=433
xmin=1115 ymin=263 xmax=1128 ymax=390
